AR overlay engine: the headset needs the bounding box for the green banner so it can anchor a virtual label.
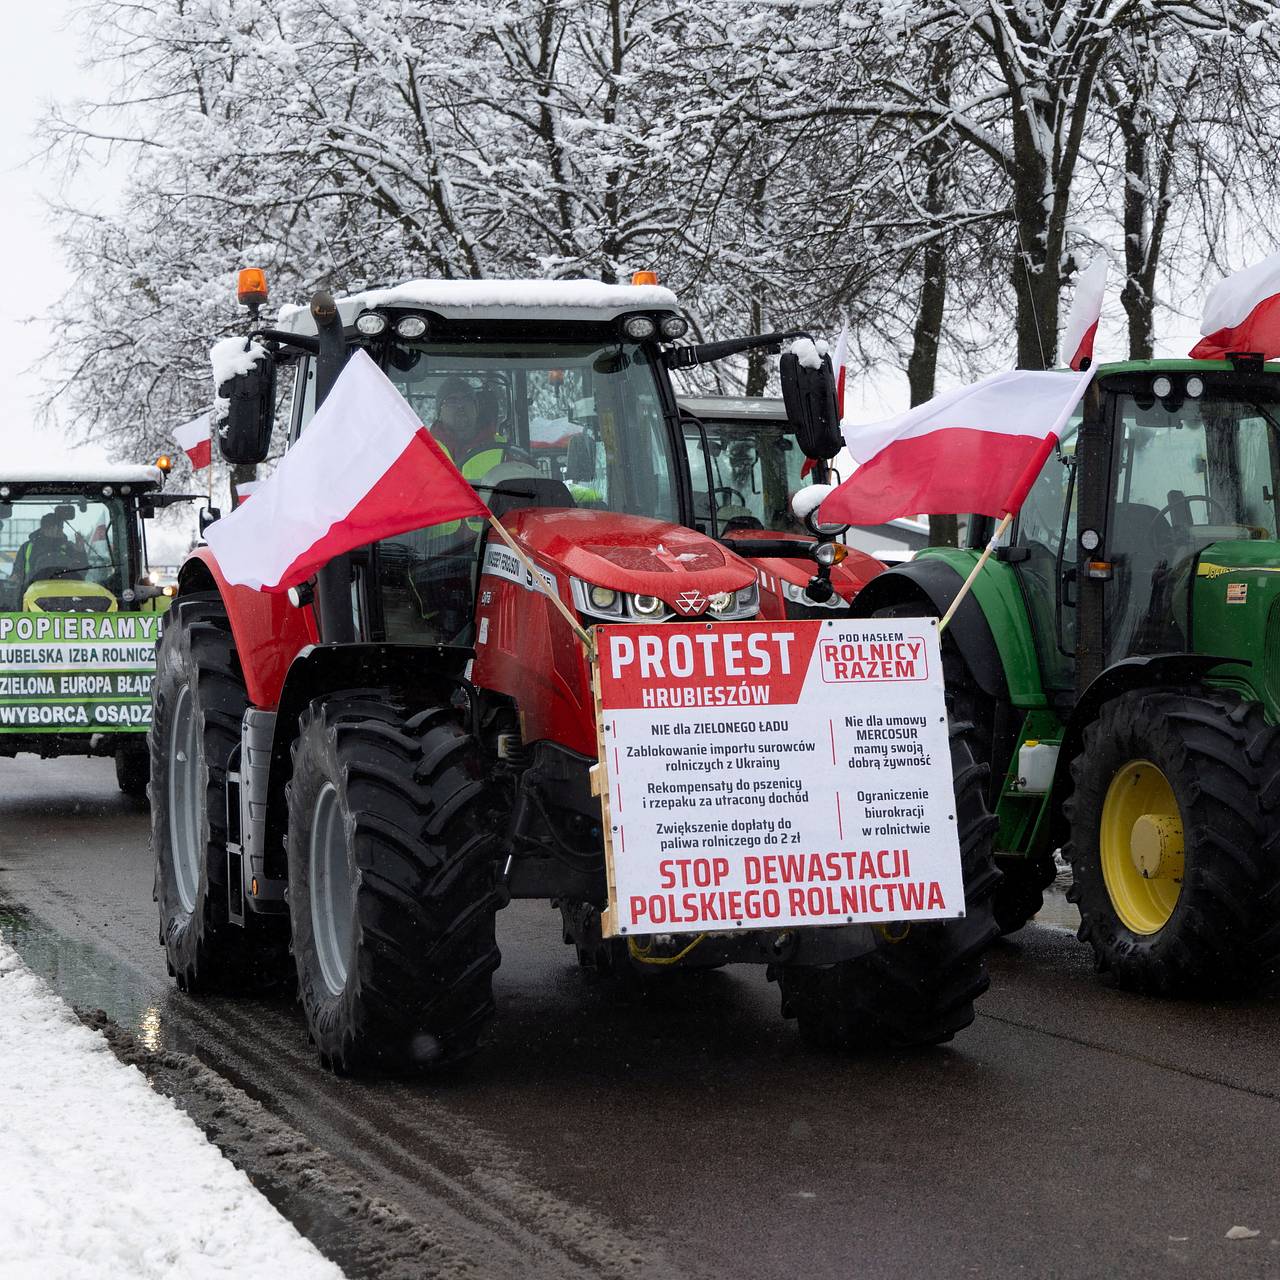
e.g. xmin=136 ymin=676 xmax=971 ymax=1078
xmin=0 ymin=612 xmax=159 ymax=735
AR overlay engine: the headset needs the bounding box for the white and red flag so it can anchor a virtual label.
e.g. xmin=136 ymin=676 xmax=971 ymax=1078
xmin=204 ymin=350 xmax=488 ymax=592
xmin=233 ymin=479 xmax=264 ymax=507
xmin=1190 ymin=250 xmax=1280 ymax=360
xmin=1062 ymin=257 xmax=1107 ymax=370
xmin=819 ymin=367 xmax=1095 ymax=527
xmin=172 ymin=413 xmax=212 ymax=471
xmin=832 ymin=321 xmax=849 ymax=417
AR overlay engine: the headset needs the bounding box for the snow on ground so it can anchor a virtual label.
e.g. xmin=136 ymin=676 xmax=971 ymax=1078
xmin=0 ymin=939 xmax=345 ymax=1280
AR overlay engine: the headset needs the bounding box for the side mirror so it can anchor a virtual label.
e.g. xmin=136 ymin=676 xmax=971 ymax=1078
xmin=215 ymin=344 xmax=276 ymax=465
xmin=199 ymin=505 xmax=222 ymax=536
xmin=780 ymin=350 xmax=843 ymax=460
xmin=565 ymin=431 xmax=596 ymax=482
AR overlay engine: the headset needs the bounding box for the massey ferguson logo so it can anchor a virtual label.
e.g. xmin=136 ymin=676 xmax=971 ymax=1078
xmin=674 ymin=590 xmax=707 ymax=615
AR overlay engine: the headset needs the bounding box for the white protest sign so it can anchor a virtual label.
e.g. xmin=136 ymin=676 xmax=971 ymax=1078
xmin=592 ymin=617 xmax=963 ymax=937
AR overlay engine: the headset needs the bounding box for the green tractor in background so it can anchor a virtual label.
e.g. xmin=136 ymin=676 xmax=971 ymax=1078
xmin=852 ymin=356 xmax=1280 ymax=993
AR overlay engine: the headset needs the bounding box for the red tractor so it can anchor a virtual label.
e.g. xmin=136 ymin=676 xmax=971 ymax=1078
xmin=151 ymin=277 xmax=998 ymax=1073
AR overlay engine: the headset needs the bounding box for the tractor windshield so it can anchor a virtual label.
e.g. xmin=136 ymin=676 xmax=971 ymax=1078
xmin=682 ymin=418 xmax=807 ymax=535
xmin=0 ymin=492 xmax=133 ymax=612
xmin=381 ymin=340 xmax=678 ymax=522
xmin=1106 ymin=381 xmax=1280 ymax=660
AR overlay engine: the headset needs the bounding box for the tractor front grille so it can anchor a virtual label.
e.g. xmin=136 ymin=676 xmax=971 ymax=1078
xmin=32 ymin=595 xmax=113 ymax=613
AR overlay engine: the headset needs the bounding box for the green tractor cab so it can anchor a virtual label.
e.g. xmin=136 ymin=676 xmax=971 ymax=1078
xmin=0 ymin=467 xmax=193 ymax=796
xmin=853 ymin=356 xmax=1280 ymax=993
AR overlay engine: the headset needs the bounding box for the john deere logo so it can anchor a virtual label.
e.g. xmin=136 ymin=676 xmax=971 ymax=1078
xmin=674 ymin=590 xmax=707 ymax=615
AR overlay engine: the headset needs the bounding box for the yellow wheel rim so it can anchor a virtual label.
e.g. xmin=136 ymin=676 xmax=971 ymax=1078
xmin=1099 ymin=759 xmax=1184 ymax=935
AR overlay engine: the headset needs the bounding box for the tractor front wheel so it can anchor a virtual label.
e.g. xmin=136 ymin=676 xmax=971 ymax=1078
xmin=1065 ymin=689 xmax=1276 ymax=993
xmin=285 ymin=693 xmax=503 ymax=1073
xmin=775 ymin=717 xmax=1000 ymax=1049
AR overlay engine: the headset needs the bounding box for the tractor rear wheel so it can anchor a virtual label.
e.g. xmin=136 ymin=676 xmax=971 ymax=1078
xmin=1064 ymin=689 xmax=1276 ymax=994
xmin=285 ymin=693 xmax=503 ymax=1073
xmin=775 ymin=717 xmax=1000 ymax=1049
xmin=151 ymin=599 xmax=283 ymax=992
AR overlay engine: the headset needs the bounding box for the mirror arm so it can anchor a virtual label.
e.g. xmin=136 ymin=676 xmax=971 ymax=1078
xmin=663 ymin=330 xmax=811 ymax=370
xmin=250 ymin=328 xmax=320 ymax=356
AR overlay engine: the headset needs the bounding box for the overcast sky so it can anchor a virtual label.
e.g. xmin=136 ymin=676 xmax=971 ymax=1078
xmin=0 ymin=2 xmax=122 ymax=469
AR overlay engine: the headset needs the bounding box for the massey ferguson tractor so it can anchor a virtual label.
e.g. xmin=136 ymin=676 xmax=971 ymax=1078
xmin=676 ymin=394 xmax=883 ymax=615
xmin=852 ymin=356 xmax=1280 ymax=994
xmin=151 ymin=274 xmax=999 ymax=1073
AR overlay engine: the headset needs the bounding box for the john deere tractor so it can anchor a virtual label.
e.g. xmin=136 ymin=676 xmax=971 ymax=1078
xmin=853 ymin=356 xmax=1280 ymax=993
xmin=149 ymin=274 xmax=1000 ymax=1073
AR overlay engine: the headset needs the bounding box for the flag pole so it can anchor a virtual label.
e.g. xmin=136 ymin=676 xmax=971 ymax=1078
xmin=938 ymin=512 xmax=1013 ymax=636
xmin=486 ymin=515 xmax=594 ymax=653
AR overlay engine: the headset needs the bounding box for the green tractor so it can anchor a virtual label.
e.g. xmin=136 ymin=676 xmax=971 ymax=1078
xmin=852 ymin=356 xmax=1280 ymax=993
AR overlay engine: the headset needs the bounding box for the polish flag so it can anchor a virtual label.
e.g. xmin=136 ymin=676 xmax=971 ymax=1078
xmin=172 ymin=413 xmax=212 ymax=471
xmin=233 ymin=480 xmax=263 ymax=507
xmin=1190 ymin=250 xmax=1280 ymax=360
xmin=204 ymin=350 xmax=488 ymax=592
xmin=832 ymin=321 xmax=849 ymax=417
xmin=820 ymin=367 xmax=1095 ymax=526
xmin=1062 ymin=257 xmax=1107 ymax=370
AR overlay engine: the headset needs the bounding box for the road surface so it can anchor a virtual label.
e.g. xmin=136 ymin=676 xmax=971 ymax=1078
xmin=2 ymin=756 xmax=1279 ymax=1278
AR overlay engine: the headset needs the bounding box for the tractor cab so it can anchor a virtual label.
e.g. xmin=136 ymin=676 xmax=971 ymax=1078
xmin=0 ymin=466 xmax=189 ymax=794
xmin=855 ymin=355 xmax=1280 ymax=993
xmin=677 ymin=394 xmax=883 ymax=617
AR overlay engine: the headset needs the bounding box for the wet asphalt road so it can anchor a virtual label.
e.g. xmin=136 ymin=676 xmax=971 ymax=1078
xmin=4 ymin=758 xmax=1280 ymax=1278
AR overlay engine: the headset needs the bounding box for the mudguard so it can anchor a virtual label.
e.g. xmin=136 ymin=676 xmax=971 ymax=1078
xmin=849 ymin=556 xmax=1010 ymax=702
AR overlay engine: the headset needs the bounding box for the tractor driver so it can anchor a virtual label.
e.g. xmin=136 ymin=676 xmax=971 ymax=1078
xmin=430 ymin=376 xmax=506 ymax=478
xmin=19 ymin=511 xmax=84 ymax=594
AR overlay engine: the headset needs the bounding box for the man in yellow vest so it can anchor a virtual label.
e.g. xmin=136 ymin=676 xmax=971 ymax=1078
xmin=401 ymin=377 xmax=509 ymax=639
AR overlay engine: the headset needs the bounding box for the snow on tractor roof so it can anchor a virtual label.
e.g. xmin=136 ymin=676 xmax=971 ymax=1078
xmin=1 ymin=464 xmax=163 ymax=487
xmin=678 ymin=395 xmax=788 ymax=421
xmin=277 ymin=278 xmax=681 ymax=335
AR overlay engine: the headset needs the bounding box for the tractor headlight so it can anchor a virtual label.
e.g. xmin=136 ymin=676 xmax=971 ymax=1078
xmin=659 ymin=315 xmax=689 ymax=339
xmin=356 ymin=311 xmax=388 ymax=336
xmin=622 ymin=315 xmax=657 ymax=340
xmin=395 ymin=314 xmax=428 ymax=339
xmin=571 ymin=578 xmax=625 ymax=618
xmin=1152 ymin=375 xmax=1173 ymax=399
xmin=633 ymin=594 xmax=664 ymax=616
xmin=589 ymin=585 xmax=619 ymax=612
xmin=708 ymin=591 xmax=734 ymax=614
xmin=781 ymin=579 xmax=845 ymax=610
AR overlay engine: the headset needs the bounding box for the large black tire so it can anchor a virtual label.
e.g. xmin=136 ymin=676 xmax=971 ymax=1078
xmin=151 ymin=599 xmax=283 ymax=992
xmin=875 ymin=602 xmax=1050 ymax=934
xmin=775 ymin=717 xmax=1000 ymax=1049
xmin=1064 ymin=689 xmax=1278 ymax=994
xmin=285 ymin=693 xmax=503 ymax=1073
xmin=115 ymin=742 xmax=149 ymax=800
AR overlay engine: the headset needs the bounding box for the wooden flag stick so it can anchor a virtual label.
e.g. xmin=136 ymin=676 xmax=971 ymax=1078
xmin=486 ymin=515 xmax=594 ymax=653
xmin=938 ymin=511 xmax=1013 ymax=636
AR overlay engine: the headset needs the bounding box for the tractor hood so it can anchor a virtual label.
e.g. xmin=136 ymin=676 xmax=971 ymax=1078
xmin=500 ymin=508 xmax=756 ymax=598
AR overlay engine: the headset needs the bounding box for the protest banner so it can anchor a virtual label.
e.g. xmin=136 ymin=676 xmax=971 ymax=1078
xmin=0 ymin=612 xmax=160 ymax=733
xmin=591 ymin=617 xmax=963 ymax=936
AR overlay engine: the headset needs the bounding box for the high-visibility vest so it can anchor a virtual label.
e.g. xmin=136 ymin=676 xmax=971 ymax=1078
xmin=430 ymin=441 xmax=505 ymax=536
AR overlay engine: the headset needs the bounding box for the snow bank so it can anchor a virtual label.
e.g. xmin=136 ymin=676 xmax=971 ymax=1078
xmin=210 ymin=336 xmax=270 ymax=390
xmin=0 ymin=940 xmax=344 ymax=1280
